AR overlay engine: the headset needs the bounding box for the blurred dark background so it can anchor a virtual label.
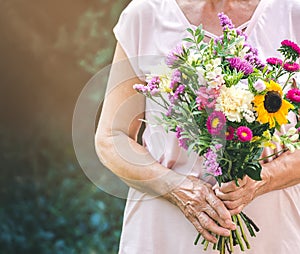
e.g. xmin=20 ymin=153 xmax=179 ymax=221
xmin=0 ymin=0 xmax=131 ymax=253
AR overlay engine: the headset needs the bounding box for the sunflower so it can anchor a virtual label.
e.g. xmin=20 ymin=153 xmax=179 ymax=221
xmin=253 ymin=80 xmax=294 ymax=128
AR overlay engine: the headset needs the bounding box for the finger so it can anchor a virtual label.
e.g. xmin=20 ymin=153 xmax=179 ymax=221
xmin=197 ymin=212 xmax=231 ymax=238
xmin=224 ymin=199 xmax=244 ymax=210
xmin=219 ymin=177 xmax=247 ymax=193
xmin=215 ymin=188 xmax=243 ymax=201
xmin=229 ymin=206 xmax=244 ymax=216
xmin=205 ymin=193 xmax=236 ymax=230
xmin=219 ymin=181 xmax=238 ymax=193
xmin=187 ymin=213 xmax=218 ymax=243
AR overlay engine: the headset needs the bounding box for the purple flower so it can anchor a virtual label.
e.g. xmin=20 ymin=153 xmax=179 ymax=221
xmin=133 ymin=84 xmax=150 ymax=93
xmin=170 ymin=69 xmax=181 ymax=89
xmin=266 ymin=57 xmax=283 ymax=66
xmin=218 ymin=12 xmax=234 ymax=30
xmin=173 ymin=85 xmax=185 ymax=99
xmin=175 ymin=126 xmax=188 ymax=150
xmin=169 ymin=84 xmax=186 ymax=103
xmin=166 ymin=105 xmax=173 ymax=117
xmin=166 ymin=44 xmax=184 ymax=67
xmin=214 ymin=144 xmax=223 ymax=150
xmin=134 ymin=76 xmax=162 ymax=96
xmin=228 ymin=57 xmax=254 ymax=75
xmin=204 ymin=149 xmax=223 ymax=176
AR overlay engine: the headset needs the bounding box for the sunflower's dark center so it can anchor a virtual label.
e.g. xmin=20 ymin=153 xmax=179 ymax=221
xmin=264 ymin=91 xmax=282 ymax=113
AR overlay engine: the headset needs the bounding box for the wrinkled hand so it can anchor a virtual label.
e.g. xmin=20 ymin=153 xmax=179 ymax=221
xmin=165 ymin=175 xmax=236 ymax=243
xmin=214 ymin=176 xmax=261 ymax=215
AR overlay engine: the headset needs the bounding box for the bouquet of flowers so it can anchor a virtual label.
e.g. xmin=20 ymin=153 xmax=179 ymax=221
xmin=133 ymin=13 xmax=300 ymax=253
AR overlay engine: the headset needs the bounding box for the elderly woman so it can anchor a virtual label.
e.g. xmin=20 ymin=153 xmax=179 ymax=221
xmin=95 ymin=0 xmax=300 ymax=253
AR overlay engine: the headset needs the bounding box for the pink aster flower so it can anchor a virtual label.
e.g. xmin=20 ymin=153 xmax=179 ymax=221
xmin=286 ymin=88 xmax=300 ymax=103
xmin=206 ymin=111 xmax=226 ymax=136
xmin=236 ymin=126 xmax=253 ymax=142
xmin=266 ymin=57 xmax=283 ymax=66
xmin=281 ymin=40 xmax=300 ymax=57
xmin=225 ymin=126 xmax=235 ymax=141
xmin=283 ymin=62 xmax=300 ymax=72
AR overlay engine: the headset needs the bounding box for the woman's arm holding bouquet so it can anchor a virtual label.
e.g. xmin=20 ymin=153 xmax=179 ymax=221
xmin=215 ymin=150 xmax=300 ymax=214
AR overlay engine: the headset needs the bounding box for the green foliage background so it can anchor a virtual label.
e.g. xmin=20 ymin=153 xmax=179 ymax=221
xmin=0 ymin=0 xmax=131 ymax=253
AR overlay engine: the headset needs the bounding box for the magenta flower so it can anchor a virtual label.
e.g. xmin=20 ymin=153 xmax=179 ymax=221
xmin=286 ymin=88 xmax=300 ymax=103
xmin=225 ymin=126 xmax=235 ymax=141
xmin=266 ymin=57 xmax=283 ymax=66
xmin=281 ymin=40 xmax=300 ymax=57
xmin=236 ymin=126 xmax=253 ymax=142
xmin=228 ymin=57 xmax=254 ymax=75
xmin=283 ymin=62 xmax=300 ymax=72
xmin=206 ymin=111 xmax=226 ymax=135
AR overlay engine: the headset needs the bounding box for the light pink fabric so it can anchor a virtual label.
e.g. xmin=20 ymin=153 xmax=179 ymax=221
xmin=113 ymin=0 xmax=300 ymax=253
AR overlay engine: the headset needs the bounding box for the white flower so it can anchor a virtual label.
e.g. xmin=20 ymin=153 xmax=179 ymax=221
xmin=290 ymin=134 xmax=299 ymax=142
xmin=253 ymin=79 xmax=266 ymax=92
xmin=207 ymin=75 xmax=225 ymax=88
xmin=203 ymin=58 xmax=225 ymax=88
xmin=187 ymin=53 xmax=202 ymax=65
xmin=272 ymin=134 xmax=281 ymax=143
xmin=196 ymin=67 xmax=207 ymax=85
xmin=148 ymin=61 xmax=172 ymax=77
xmin=212 ymin=58 xmax=222 ymax=67
xmin=286 ymin=143 xmax=296 ymax=153
xmin=286 ymin=127 xmax=297 ymax=136
xmin=215 ymin=86 xmax=254 ymax=122
xmin=242 ymin=109 xmax=256 ymax=123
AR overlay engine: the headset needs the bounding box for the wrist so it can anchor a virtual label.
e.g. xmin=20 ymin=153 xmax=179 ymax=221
xmin=254 ymin=164 xmax=272 ymax=197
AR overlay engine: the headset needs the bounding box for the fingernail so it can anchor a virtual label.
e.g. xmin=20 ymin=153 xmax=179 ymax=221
xmin=224 ymin=229 xmax=231 ymax=237
xmin=225 ymin=219 xmax=236 ymax=229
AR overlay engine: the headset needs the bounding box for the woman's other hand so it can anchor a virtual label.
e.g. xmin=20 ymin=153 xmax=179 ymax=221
xmin=164 ymin=175 xmax=236 ymax=243
xmin=214 ymin=176 xmax=265 ymax=215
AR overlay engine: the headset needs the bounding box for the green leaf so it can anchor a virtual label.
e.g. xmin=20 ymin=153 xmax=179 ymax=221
xmin=245 ymin=163 xmax=262 ymax=181
xmin=183 ymin=38 xmax=195 ymax=43
xmin=186 ymin=28 xmax=194 ymax=35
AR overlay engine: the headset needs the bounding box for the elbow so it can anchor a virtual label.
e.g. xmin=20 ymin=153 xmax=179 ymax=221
xmin=94 ymin=129 xmax=113 ymax=169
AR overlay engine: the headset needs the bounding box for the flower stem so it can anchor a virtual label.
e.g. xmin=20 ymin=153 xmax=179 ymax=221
xmin=229 ymin=231 xmax=234 ymax=252
xmin=237 ymin=214 xmax=250 ymax=249
xmin=233 ymin=215 xmax=245 ymax=251
xmin=194 ymin=233 xmax=201 ymax=245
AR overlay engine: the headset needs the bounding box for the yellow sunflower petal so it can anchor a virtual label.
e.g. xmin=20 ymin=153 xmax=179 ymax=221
xmin=267 ymin=80 xmax=283 ymax=96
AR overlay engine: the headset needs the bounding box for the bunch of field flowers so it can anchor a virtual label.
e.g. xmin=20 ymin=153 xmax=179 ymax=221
xmin=133 ymin=13 xmax=300 ymax=254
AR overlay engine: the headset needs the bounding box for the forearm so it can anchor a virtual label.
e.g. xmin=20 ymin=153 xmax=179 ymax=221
xmin=257 ymin=150 xmax=300 ymax=196
xmin=95 ymin=130 xmax=186 ymax=197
